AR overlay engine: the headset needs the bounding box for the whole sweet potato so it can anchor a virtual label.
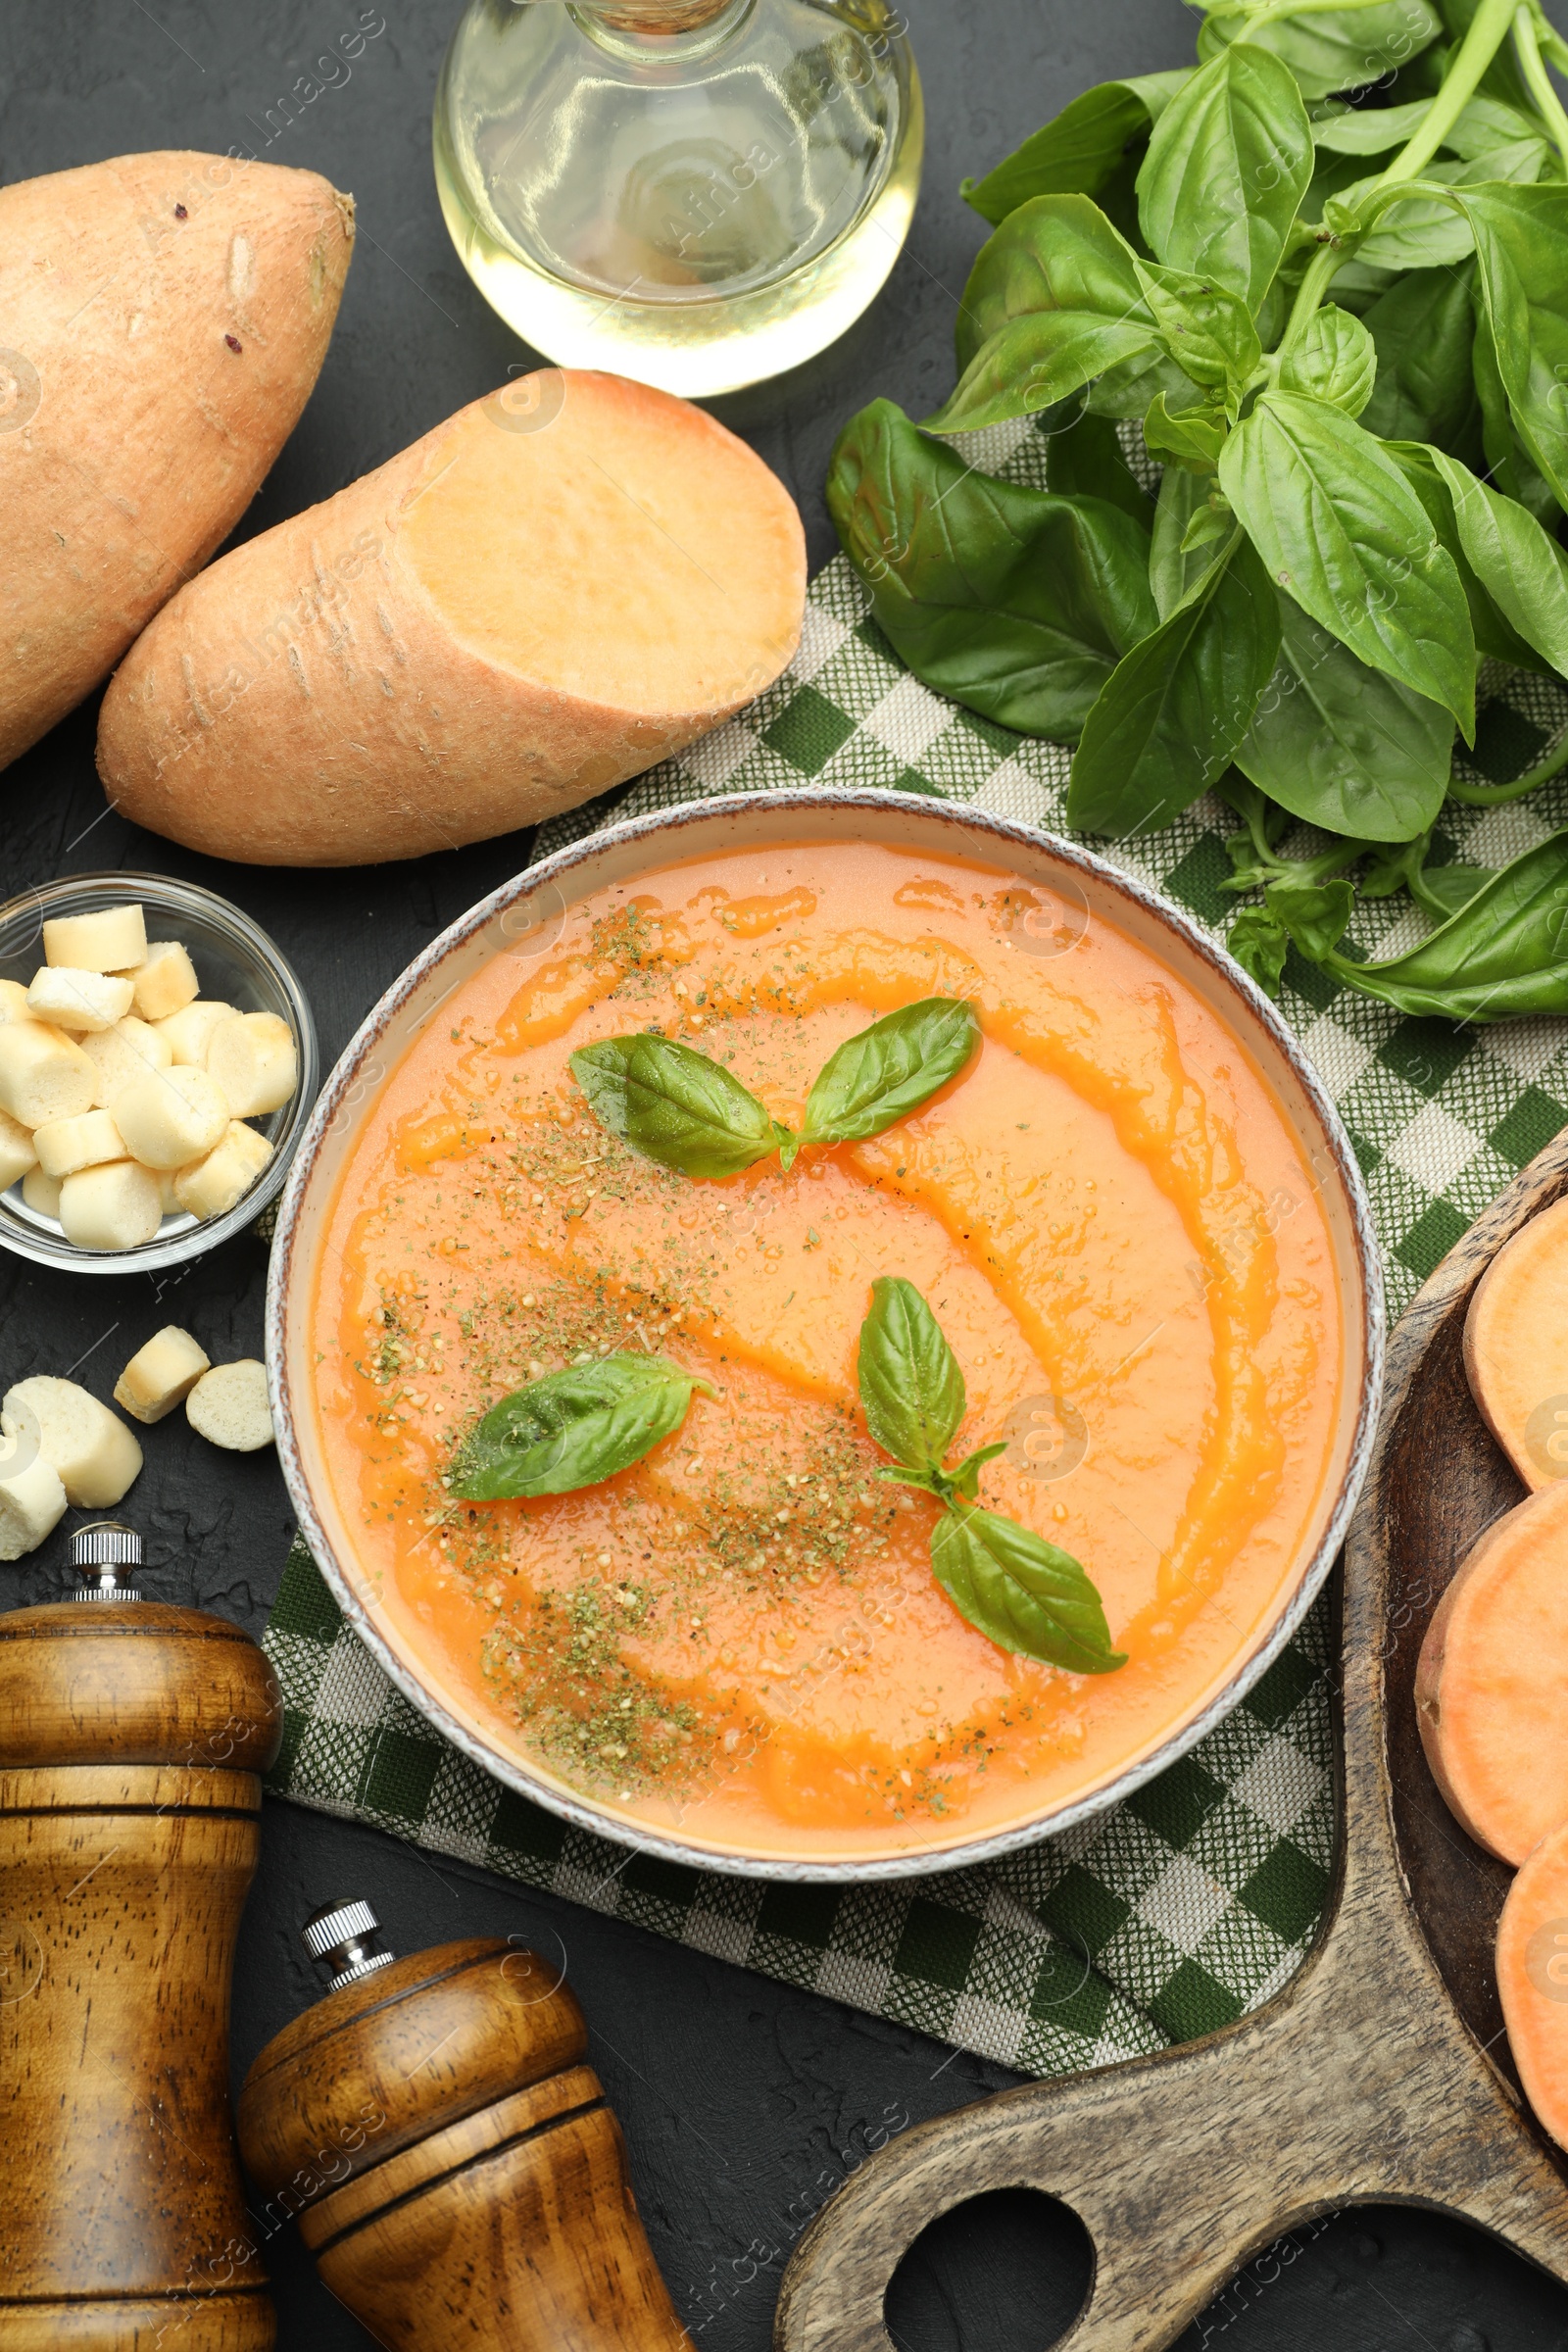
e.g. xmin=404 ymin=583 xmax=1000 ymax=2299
xmin=0 ymin=150 xmax=353 ymax=768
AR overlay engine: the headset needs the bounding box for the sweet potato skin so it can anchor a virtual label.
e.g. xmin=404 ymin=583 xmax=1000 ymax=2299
xmin=95 ymin=374 xmax=807 ymax=867
xmin=1415 ymin=1566 xmax=1498 ymax=1854
xmin=0 ymin=150 xmax=353 ymax=770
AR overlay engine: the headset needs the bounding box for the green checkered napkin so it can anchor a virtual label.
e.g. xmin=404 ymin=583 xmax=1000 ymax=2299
xmin=264 ymin=412 xmax=1568 ymax=2077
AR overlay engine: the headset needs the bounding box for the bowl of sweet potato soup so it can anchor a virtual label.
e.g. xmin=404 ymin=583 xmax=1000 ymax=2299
xmin=270 ymin=794 xmax=1381 ymax=1879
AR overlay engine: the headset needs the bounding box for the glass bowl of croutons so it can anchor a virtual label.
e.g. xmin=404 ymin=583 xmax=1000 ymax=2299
xmin=0 ymin=873 xmax=318 ymax=1274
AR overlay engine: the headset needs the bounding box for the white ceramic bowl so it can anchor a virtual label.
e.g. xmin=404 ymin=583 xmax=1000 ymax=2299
xmin=269 ymin=792 xmax=1383 ymax=1881
xmin=0 ymin=871 xmax=318 ymax=1276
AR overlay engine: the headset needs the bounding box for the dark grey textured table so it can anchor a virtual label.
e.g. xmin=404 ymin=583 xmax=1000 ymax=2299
xmin=5 ymin=4 xmax=1568 ymax=2345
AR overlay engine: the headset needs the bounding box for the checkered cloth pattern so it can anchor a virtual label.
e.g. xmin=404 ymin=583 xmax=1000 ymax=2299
xmin=263 ymin=413 xmax=1568 ymax=2076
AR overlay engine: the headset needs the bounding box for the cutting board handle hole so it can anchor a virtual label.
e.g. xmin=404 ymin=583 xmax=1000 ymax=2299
xmin=882 ymin=2185 xmax=1094 ymax=2351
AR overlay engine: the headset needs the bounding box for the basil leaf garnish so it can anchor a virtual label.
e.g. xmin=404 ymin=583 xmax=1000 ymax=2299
xmin=569 ymin=1035 xmax=789 ymax=1180
xmin=932 ymin=1501 xmax=1126 ymax=1676
xmin=856 ymin=1275 xmax=967 ymax=1476
xmin=574 ymin=1002 xmax=984 ymax=1178
xmin=855 ymin=1277 xmax=1123 ymax=1674
xmin=452 ymin=1353 xmax=713 ymax=1501
xmin=794 ymin=999 xmax=980 ymax=1167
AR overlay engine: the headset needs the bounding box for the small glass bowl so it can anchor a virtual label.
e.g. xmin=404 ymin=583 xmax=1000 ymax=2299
xmin=0 ymin=872 xmax=318 ymax=1276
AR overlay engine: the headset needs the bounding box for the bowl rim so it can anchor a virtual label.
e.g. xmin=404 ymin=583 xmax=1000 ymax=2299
xmin=267 ymin=788 xmax=1385 ymax=1883
xmin=0 ymin=868 xmax=318 ymax=1276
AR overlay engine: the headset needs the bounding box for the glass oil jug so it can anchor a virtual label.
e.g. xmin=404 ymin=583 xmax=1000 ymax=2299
xmin=433 ymin=0 xmax=923 ymax=397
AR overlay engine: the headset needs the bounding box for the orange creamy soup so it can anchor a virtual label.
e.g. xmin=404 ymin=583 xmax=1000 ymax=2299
xmin=309 ymin=841 xmax=1344 ymax=1862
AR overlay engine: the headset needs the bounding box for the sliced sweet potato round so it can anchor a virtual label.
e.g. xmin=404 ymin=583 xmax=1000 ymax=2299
xmin=1498 ymin=1819 xmax=1568 ymax=2154
xmin=1464 ymin=1194 xmax=1568 ymax=1489
xmin=1415 ymin=1480 xmax=1568 ymax=1865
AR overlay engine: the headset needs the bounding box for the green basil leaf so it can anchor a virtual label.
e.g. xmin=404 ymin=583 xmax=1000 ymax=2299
xmin=1218 ymin=391 xmax=1476 ymax=735
xmin=1067 ymin=530 xmax=1280 ymax=837
xmin=857 ymin=1275 xmax=966 ymax=1475
xmin=826 ymin=400 xmax=1157 ymax=738
xmin=1180 ymin=505 xmax=1234 ymax=556
xmin=931 ymin=1499 xmax=1125 ymax=1674
xmin=1149 ymin=468 xmax=1230 ymax=620
xmin=1463 ymin=182 xmax=1568 ymax=514
xmin=570 ymin=1035 xmax=787 ymax=1178
xmin=1320 ymin=832 xmax=1568 ymax=1018
xmin=1136 ymin=43 xmax=1313 ymax=312
xmin=1135 ymin=260 xmax=1262 ymax=404
xmin=453 ymin=1355 xmax=712 ymax=1500
xmin=1359 ymin=265 xmax=1483 ymax=457
xmin=1143 ymin=391 xmax=1226 ymax=475
xmin=954 ymin=193 xmax=1148 ymax=378
xmin=1332 ymin=146 xmax=1547 ymax=277
xmin=1226 ymin=904 xmax=1291 ymax=998
xmin=1196 ymin=0 xmax=1442 ymax=102
xmin=934 ymin=195 xmax=1164 ymax=433
xmin=1472 ymin=303 xmax=1562 ymax=525
xmin=1312 ymin=91 xmax=1545 ymax=162
xmin=801 ymin=998 xmax=980 ymax=1152
xmin=1437 ymin=92 xmax=1553 ymax=163
xmin=930 ymin=315 xmax=1160 ymax=438
xmin=1276 ymin=307 xmax=1377 ymax=418
xmin=1424 ymin=448 xmax=1568 ymax=673
xmin=1388 ymin=440 xmax=1561 ymax=671
xmin=1326 ymin=165 xmax=1477 ymax=273
xmin=960 ymin=72 xmax=1193 ymax=225
xmin=1045 ymin=412 xmax=1154 ymax=527
xmin=1235 ymin=593 xmax=1455 ymax=841
xmin=1266 ymin=875 xmax=1356 ymax=963
xmin=1311 ymin=96 xmax=1437 ymax=154
xmin=1417 ymin=864 xmax=1495 ymax=915
xmin=1083 ymin=341 xmax=1211 ymax=422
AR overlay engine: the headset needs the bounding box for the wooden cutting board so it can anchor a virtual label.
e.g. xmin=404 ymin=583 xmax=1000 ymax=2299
xmin=773 ymin=1133 xmax=1568 ymax=2352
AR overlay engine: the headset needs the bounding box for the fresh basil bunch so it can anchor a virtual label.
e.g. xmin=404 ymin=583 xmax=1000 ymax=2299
xmin=827 ymin=0 xmax=1568 ymax=1024
xmin=858 ymin=1277 xmax=1124 ymax=1675
xmin=569 ymin=998 xmax=979 ymax=1179
xmin=452 ymin=1354 xmax=713 ymax=1500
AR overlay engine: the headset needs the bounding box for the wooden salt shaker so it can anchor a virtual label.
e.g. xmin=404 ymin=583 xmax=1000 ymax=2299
xmin=237 ymin=1903 xmax=689 ymax=2350
xmin=0 ymin=1524 xmax=282 ymax=2350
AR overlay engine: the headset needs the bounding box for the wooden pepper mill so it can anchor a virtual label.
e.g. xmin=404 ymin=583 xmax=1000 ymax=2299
xmin=0 ymin=1523 xmax=282 ymax=2351
xmin=236 ymin=1903 xmax=689 ymax=2350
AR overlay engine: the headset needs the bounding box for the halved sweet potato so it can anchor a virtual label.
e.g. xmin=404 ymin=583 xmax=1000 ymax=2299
xmin=1498 ymin=1819 xmax=1568 ymax=2154
xmin=96 ymin=371 xmax=806 ymax=865
xmin=0 ymin=151 xmax=353 ymax=769
xmin=1464 ymin=1194 xmax=1568 ymax=1488
xmin=1415 ymin=1481 xmax=1568 ymax=1864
